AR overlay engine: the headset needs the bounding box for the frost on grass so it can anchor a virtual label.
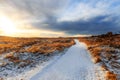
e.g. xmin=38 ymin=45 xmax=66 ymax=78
xmin=0 ymin=37 xmax=74 ymax=79
xmin=30 ymin=40 xmax=106 ymax=80
xmin=79 ymin=32 xmax=120 ymax=80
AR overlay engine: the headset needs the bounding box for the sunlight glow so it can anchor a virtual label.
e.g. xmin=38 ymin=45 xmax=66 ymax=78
xmin=0 ymin=16 xmax=18 ymax=35
xmin=0 ymin=15 xmax=67 ymax=37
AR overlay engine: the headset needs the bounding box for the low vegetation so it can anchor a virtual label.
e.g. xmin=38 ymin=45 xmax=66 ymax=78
xmin=0 ymin=36 xmax=75 ymax=78
xmin=79 ymin=32 xmax=120 ymax=80
xmin=0 ymin=37 xmax=74 ymax=53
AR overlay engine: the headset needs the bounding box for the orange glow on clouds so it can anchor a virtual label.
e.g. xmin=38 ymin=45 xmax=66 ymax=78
xmin=0 ymin=14 xmax=66 ymax=37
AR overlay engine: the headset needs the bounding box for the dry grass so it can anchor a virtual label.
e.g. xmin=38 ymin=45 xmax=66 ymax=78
xmin=79 ymin=32 xmax=120 ymax=80
xmin=0 ymin=37 xmax=74 ymax=54
xmin=0 ymin=36 xmax=75 ymax=65
xmin=25 ymin=39 xmax=74 ymax=54
xmin=79 ymin=33 xmax=120 ymax=63
xmin=105 ymin=71 xmax=117 ymax=80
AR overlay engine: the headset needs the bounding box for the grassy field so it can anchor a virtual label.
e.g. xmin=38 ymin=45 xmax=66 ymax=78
xmin=0 ymin=36 xmax=75 ymax=62
xmin=79 ymin=32 xmax=120 ymax=80
xmin=0 ymin=36 xmax=75 ymax=79
xmin=0 ymin=34 xmax=120 ymax=80
xmin=0 ymin=37 xmax=74 ymax=54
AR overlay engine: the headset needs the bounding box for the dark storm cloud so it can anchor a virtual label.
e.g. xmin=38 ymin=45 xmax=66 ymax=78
xmin=0 ymin=0 xmax=120 ymax=36
xmin=30 ymin=0 xmax=120 ymax=35
xmin=35 ymin=15 xmax=119 ymax=35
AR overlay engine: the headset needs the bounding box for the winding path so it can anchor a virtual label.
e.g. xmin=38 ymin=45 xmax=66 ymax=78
xmin=30 ymin=40 xmax=105 ymax=80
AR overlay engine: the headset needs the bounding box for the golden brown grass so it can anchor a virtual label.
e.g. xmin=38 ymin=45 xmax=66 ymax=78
xmin=105 ymin=71 xmax=117 ymax=80
xmin=0 ymin=36 xmax=75 ymax=65
xmin=0 ymin=37 xmax=74 ymax=54
xmin=79 ymin=32 xmax=120 ymax=80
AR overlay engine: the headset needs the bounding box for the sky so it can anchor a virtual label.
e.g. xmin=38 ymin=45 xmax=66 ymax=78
xmin=0 ymin=0 xmax=120 ymax=37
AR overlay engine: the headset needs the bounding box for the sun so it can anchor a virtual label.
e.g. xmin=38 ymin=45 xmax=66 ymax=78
xmin=0 ymin=16 xmax=18 ymax=35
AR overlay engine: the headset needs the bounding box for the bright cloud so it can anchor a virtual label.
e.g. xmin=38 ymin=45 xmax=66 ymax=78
xmin=58 ymin=0 xmax=120 ymax=22
xmin=0 ymin=0 xmax=120 ymax=37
